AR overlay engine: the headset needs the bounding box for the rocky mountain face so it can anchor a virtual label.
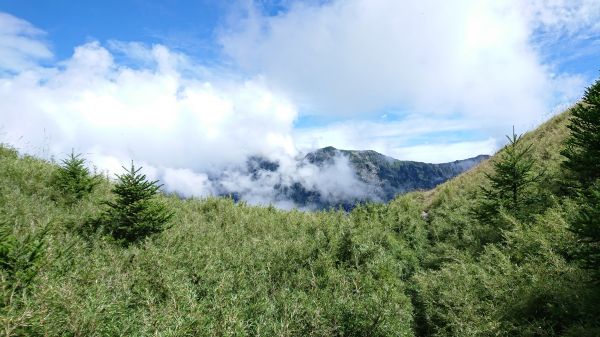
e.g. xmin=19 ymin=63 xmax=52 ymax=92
xmin=241 ymin=147 xmax=489 ymax=209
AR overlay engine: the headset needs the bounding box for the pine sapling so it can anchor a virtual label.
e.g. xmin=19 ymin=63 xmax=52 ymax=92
xmin=473 ymin=128 xmax=542 ymax=242
xmin=54 ymin=151 xmax=100 ymax=203
xmin=99 ymin=162 xmax=173 ymax=245
xmin=561 ymin=77 xmax=600 ymax=187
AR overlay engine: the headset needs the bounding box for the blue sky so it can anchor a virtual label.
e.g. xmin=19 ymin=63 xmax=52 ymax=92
xmin=0 ymin=0 xmax=599 ymax=200
xmin=1 ymin=0 xmax=228 ymax=61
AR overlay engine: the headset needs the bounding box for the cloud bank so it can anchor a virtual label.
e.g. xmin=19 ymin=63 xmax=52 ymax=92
xmin=221 ymin=0 xmax=589 ymax=129
xmin=0 ymin=0 xmax=597 ymax=207
xmin=0 ymin=17 xmax=372 ymax=208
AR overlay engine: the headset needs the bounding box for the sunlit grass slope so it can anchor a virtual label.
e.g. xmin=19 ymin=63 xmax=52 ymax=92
xmin=404 ymin=108 xmax=599 ymax=336
xmin=1 ymin=107 xmax=598 ymax=336
xmin=0 ymin=145 xmax=425 ymax=336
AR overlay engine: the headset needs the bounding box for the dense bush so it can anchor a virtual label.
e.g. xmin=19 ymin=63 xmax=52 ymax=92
xmin=0 ymin=219 xmax=48 ymax=295
xmin=413 ymin=207 xmax=600 ymax=336
xmin=0 ymin=219 xmax=50 ymax=336
xmin=570 ymin=181 xmax=600 ymax=274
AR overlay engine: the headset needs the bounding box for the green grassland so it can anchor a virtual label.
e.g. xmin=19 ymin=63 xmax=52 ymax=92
xmin=1 ymin=107 xmax=599 ymax=336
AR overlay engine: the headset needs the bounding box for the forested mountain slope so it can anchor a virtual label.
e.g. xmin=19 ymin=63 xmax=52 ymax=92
xmin=220 ymin=148 xmax=488 ymax=210
xmin=305 ymin=146 xmax=488 ymax=202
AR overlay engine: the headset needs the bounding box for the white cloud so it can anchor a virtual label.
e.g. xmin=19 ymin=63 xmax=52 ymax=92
xmin=216 ymin=153 xmax=377 ymax=209
xmin=0 ymin=22 xmax=371 ymax=208
xmin=390 ymin=139 xmax=498 ymax=164
xmin=220 ymin=0 xmax=587 ymax=129
xmin=162 ymin=168 xmax=214 ymax=197
xmin=0 ymin=12 xmax=52 ymax=72
xmin=0 ymin=41 xmax=298 ymax=169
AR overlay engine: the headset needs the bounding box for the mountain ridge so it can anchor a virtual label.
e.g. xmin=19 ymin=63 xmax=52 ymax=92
xmin=299 ymin=146 xmax=489 ymax=207
xmin=206 ymin=147 xmax=490 ymax=209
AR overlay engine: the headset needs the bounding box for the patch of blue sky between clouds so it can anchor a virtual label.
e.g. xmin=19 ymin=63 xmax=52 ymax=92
xmin=547 ymin=39 xmax=600 ymax=79
xmin=401 ymin=130 xmax=489 ymax=148
xmin=293 ymin=114 xmax=345 ymax=129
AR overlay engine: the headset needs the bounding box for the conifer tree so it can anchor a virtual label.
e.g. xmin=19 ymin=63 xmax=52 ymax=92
xmin=571 ymin=181 xmax=600 ymax=274
xmin=100 ymin=162 xmax=173 ymax=245
xmin=479 ymin=129 xmax=539 ymax=216
xmin=561 ymin=77 xmax=600 ymax=273
xmin=54 ymin=151 xmax=100 ymax=203
xmin=472 ymin=128 xmax=544 ymax=245
xmin=561 ymin=77 xmax=600 ymax=186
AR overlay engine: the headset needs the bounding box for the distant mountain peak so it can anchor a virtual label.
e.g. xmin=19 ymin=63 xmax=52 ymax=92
xmin=231 ymin=147 xmax=489 ymax=209
xmin=307 ymin=146 xmax=489 ymax=165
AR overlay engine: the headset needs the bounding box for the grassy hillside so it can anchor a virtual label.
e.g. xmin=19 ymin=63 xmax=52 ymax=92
xmin=418 ymin=111 xmax=573 ymax=252
xmin=424 ymin=110 xmax=571 ymax=205
xmin=0 ymin=145 xmax=427 ymax=336
xmin=1 ymin=107 xmax=599 ymax=336
xmin=406 ymin=109 xmax=599 ymax=336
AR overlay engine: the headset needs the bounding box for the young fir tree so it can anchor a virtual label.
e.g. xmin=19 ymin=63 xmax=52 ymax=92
xmin=561 ymin=77 xmax=600 ymax=187
xmin=100 ymin=162 xmax=173 ymax=245
xmin=474 ymin=128 xmax=541 ymax=241
xmin=54 ymin=151 xmax=100 ymax=203
xmin=561 ymin=77 xmax=600 ymax=273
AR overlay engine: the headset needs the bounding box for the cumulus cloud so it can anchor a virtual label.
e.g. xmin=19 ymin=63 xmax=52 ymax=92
xmin=214 ymin=153 xmax=376 ymax=209
xmin=1 ymin=40 xmax=296 ymax=167
xmin=220 ymin=0 xmax=588 ymax=129
xmin=0 ymin=13 xmax=372 ymax=208
xmin=162 ymin=168 xmax=215 ymax=198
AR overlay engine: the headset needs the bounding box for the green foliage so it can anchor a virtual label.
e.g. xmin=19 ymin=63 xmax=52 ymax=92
xmin=559 ymin=77 xmax=600 ymax=276
xmin=1 ymin=219 xmax=48 ymax=302
xmin=414 ymin=203 xmax=600 ymax=337
xmin=480 ymin=129 xmax=540 ymax=218
xmin=473 ymin=129 xmax=543 ymax=244
xmin=0 ymin=221 xmax=50 ymax=336
xmin=54 ymin=150 xmax=100 ymax=203
xmin=97 ymin=162 xmax=173 ymax=245
xmin=561 ymin=78 xmax=600 ymax=186
xmin=570 ymin=180 xmax=600 ymax=274
xmin=414 ymin=245 xmax=599 ymax=336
